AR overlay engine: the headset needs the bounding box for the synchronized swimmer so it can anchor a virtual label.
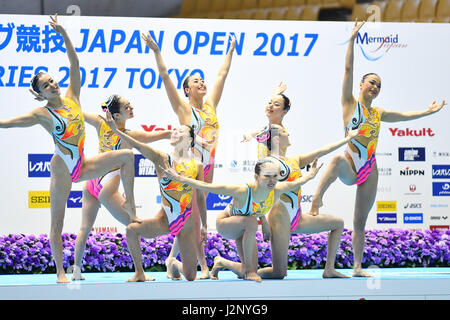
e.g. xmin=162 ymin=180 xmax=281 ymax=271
xmin=0 ymin=17 xmax=446 ymax=283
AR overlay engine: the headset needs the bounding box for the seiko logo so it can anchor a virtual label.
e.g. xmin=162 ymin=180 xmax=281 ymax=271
xmin=389 ymin=128 xmax=435 ymax=137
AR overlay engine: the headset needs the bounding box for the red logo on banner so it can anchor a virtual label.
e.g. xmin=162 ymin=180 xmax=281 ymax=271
xmin=389 ymin=128 xmax=435 ymax=137
xmin=409 ymin=184 xmax=417 ymax=192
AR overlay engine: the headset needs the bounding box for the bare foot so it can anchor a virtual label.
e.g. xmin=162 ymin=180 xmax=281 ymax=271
xmin=70 ymin=265 xmax=85 ymax=281
xmin=352 ymin=267 xmax=373 ymax=277
xmin=210 ymin=256 xmax=223 ymax=280
xmin=145 ymin=274 xmax=156 ymax=281
xmin=308 ymin=198 xmax=323 ymax=216
xmin=244 ymin=272 xmax=262 ymax=283
xmin=56 ymin=273 xmax=70 ymax=284
xmin=323 ymin=269 xmax=351 ymax=278
xmin=165 ymin=257 xmax=174 ymax=279
xmin=167 ymin=257 xmax=182 ymax=281
xmin=197 ymin=267 xmax=210 ymax=280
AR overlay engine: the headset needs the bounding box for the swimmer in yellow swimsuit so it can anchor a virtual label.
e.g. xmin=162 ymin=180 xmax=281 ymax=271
xmin=242 ymin=82 xmax=363 ymax=278
xmin=0 ymin=16 xmax=138 ymax=283
xmin=142 ymin=32 xmax=237 ymax=279
xmin=102 ymin=110 xmax=206 ymax=282
xmin=161 ymin=157 xmax=323 ymax=282
xmin=308 ymin=21 xmax=446 ymax=277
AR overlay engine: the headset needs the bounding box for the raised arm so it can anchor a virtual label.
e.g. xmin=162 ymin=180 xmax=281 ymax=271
xmin=342 ymin=21 xmax=365 ymax=122
xmin=101 ymin=111 xmax=166 ymax=164
xmin=379 ymin=100 xmax=447 ymax=122
xmin=297 ymin=125 xmax=361 ymax=167
xmin=49 ymin=14 xmax=81 ymax=102
xmin=276 ymin=159 xmax=323 ymax=194
xmin=205 ymin=34 xmax=236 ymax=110
xmin=142 ymin=32 xmax=190 ymax=123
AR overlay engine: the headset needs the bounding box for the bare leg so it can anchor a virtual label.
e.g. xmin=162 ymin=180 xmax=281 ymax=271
xmin=166 ymin=177 xmax=212 ymax=279
xmin=214 ymin=213 xmax=261 ymax=282
xmin=49 ymin=155 xmax=73 ymax=283
xmin=258 ymin=202 xmax=290 ymax=279
xmin=309 ymin=154 xmax=356 ymax=216
xmin=352 ymin=165 xmax=378 ymax=277
xmin=126 ymin=209 xmax=170 ymax=282
xmin=78 ymin=149 xmax=136 ymax=218
xmin=73 ymin=176 xmax=131 ymax=280
xmin=166 ymin=219 xmax=199 ymax=281
xmin=294 ymin=211 xmax=348 ymax=278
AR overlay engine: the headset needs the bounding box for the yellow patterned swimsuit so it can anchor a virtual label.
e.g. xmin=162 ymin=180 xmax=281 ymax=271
xmin=86 ymin=120 xmax=124 ymax=199
xmin=189 ymin=104 xmax=219 ymax=179
xmin=344 ymin=102 xmax=380 ymax=185
xmin=45 ymin=97 xmax=85 ymax=182
xmin=228 ymin=183 xmax=275 ymax=217
xmin=159 ymin=155 xmax=198 ymax=235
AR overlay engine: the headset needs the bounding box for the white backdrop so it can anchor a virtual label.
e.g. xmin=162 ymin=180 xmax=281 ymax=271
xmin=0 ymin=14 xmax=449 ymax=235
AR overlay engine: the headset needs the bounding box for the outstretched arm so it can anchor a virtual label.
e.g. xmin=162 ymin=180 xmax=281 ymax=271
xmin=142 ymin=32 xmax=189 ymax=123
xmin=276 ymin=159 xmax=323 ymax=194
xmin=379 ymin=100 xmax=447 ymax=122
xmin=101 ymin=110 xmax=166 ymax=164
xmin=0 ymin=112 xmax=39 ymax=128
xmin=49 ymin=14 xmax=81 ymax=102
xmin=342 ymin=20 xmax=365 ymax=121
xmin=205 ymin=34 xmax=236 ymax=110
xmin=297 ymin=125 xmax=361 ymax=167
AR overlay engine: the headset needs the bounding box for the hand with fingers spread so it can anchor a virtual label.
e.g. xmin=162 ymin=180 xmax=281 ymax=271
xmin=306 ymin=158 xmax=323 ymax=180
xmin=347 ymin=124 xmax=362 ymax=140
xmin=228 ymin=33 xmax=236 ymax=51
xmin=49 ymin=14 xmax=65 ymax=34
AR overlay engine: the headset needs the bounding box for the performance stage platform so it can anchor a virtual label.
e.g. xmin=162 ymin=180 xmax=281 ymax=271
xmin=1 ymin=267 xmax=449 ymax=300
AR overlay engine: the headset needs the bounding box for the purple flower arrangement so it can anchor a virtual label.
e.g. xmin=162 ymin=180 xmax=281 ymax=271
xmin=0 ymin=229 xmax=448 ymax=274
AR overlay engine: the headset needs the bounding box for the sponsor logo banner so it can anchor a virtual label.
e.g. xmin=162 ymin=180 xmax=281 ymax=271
xmin=398 ymin=147 xmax=425 ymax=162
xmin=432 ymin=182 xmax=450 ymax=196
xmin=376 ymin=201 xmax=396 ymax=212
xmin=206 ymin=193 xmax=233 ymax=210
xmin=28 ymin=154 xmax=52 ymax=177
xmin=403 ymin=213 xmax=423 ymax=224
xmin=67 ymin=191 xmax=83 ymax=208
xmin=134 ymin=154 xmax=157 ymax=177
xmin=377 ymin=213 xmax=397 ymax=224
xmin=432 ymin=165 xmax=450 ymax=179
